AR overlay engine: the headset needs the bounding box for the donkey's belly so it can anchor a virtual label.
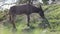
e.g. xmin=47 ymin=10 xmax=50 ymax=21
xmin=15 ymin=10 xmax=26 ymax=15
xmin=15 ymin=9 xmax=32 ymax=15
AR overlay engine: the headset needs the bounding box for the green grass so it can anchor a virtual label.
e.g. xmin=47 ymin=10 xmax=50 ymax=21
xmin=0 ymin=4 xmax=60 ymax=34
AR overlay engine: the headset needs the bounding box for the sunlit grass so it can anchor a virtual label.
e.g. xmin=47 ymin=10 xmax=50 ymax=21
xmin=0 ymin=4 xmax=60 ymax=34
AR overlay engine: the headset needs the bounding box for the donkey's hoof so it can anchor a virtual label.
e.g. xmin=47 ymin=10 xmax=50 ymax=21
xmin=12 ymin=28 xmax=17 ymax=32
xmin=27 ymin=26 xmax=30 ymax=29
xmin=30 ymin=26 xmax=35 ymax=29
xmin=27 ymin=26 xmax=35 ymax=29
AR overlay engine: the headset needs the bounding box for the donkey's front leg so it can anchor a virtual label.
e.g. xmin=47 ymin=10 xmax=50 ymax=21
xmin=39 ymin=12 xmax=51 ymax=29
xmin=27 ymin=15 xmax=30 ymax=27
xmin=10 ymin=15 xmax=17 ymax=31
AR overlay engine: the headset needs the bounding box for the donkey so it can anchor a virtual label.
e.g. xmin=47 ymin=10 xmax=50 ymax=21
xmin=9 ymin=4 xmax=51 ymax=29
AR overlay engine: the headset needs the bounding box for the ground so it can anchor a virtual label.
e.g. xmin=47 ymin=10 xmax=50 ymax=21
xmin=0 ymin=4 xmax=60 ymax=34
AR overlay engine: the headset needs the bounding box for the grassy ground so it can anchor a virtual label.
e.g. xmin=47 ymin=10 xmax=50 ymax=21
xmin=0 ymin=4 xmax=60 ymax=34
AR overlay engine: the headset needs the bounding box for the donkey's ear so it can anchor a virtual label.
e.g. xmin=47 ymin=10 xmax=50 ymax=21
xmin=39 ymin=5 xmax=42 ymax=8
xmin=39 ymin=5 xmax=43 ymax=10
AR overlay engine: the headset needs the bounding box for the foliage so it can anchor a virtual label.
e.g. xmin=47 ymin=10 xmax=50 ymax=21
xmin=17 ymin=0 xmax=28 ymax=4
xmin=42 ymin=0 xmax=49 ymax=4
xmin=0 ymin=4 xmax=60 ymax=34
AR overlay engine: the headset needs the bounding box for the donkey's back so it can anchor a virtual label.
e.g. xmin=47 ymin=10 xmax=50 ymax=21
xmin=10 ymin=4 xmax=41 ymax=15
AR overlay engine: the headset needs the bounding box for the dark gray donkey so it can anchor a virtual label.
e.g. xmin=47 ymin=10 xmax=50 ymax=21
xmin=9 ymin=4 xmax=51 ymax=30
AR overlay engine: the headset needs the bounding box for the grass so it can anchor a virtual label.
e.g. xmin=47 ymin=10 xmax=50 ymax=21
xmin=0 ymin=4 xmax=60 ymax=34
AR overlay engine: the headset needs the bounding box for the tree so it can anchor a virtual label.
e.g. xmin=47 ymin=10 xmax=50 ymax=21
xmin=16 ymin=0 xmax=33 ymax=4
xmin=52 ymin=0 xmax=55 ymax=1
xmin=42 ymin=0 xmax=49 ymax=4
xmin=16 ymin=0 xmax=29 ymax=4
xmin=0 ymin=0 xmax=6 ymax=2
xmin=28 ymin=0 xmax=33 ymax=4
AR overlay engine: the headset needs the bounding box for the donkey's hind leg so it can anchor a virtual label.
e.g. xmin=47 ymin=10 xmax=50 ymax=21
xmin=27 ymin=15 xmax=30 ymax=27
xmin=9 ymin=14 xmax=17 ymax=30
xmin=39 ymin=12 xmax=51 ymax=28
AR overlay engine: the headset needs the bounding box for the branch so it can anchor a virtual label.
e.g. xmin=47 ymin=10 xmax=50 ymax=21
xmin=0 ymin=2 xmax=17 ymax=7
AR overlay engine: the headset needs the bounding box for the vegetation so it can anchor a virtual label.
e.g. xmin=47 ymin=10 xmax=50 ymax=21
xmin=0 ymin=4 xmax=60 ymax=34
